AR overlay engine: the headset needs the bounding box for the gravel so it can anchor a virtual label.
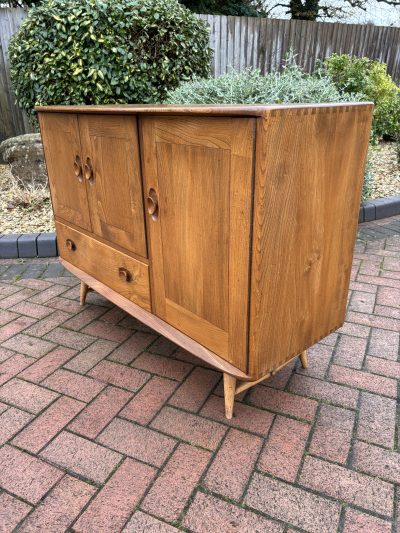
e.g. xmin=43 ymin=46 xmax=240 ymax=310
xmin=369 ymin=141 xmax=400 ymax=199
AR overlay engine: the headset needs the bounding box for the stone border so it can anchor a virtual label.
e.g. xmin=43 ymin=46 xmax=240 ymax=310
xmin=359 ymin=194 xmax=400 ymax=223
xmin=0 ymin=232 xmax=57 ymax=259
xmin=1 ymin=195 xmax=399 ymax=258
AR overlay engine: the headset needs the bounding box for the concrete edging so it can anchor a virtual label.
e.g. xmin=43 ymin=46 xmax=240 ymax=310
xmin=1 ymin=195 xmax=399 ymax=259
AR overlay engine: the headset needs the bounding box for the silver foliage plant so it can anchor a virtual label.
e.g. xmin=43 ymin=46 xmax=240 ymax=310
xmin=165 ymin=53 xmax=359 ymax=105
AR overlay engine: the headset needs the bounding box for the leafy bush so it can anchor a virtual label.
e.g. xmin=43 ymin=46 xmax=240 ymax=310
xmin=9 ymin=0 xmax=211 ymax=118
xmin=322 ymin=54 xmax=400 ymax=141
xmin=166 ymin=59 xmax=357 ymax=105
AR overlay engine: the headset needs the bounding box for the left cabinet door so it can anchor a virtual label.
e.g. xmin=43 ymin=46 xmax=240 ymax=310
xmin=39 ymin=113 xmax=92 ymax=231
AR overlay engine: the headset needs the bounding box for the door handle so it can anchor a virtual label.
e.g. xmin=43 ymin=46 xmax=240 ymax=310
xmin=73 ymin=155 xmax=83 ymax=182
xmin=147 ymin=188 xmax=159 ymax=220
xmin=84 ymin=157 xmax=94 ymax=184
xmin=66 ymin=239 xmax=76 ymax=251
xmin=118 ymin=267 xmax=132 ymax=282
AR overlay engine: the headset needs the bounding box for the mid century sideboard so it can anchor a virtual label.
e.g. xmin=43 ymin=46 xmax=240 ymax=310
xmin=37 ymin=103 xmax=373 ymax=418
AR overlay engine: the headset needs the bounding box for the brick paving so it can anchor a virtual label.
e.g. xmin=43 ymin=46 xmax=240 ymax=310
xmin=0 ymin=216 xmax=398 ymax=532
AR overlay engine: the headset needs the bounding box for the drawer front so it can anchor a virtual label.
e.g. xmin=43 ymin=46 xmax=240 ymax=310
xmin=56 ymin=222 xmax=151 ymax=311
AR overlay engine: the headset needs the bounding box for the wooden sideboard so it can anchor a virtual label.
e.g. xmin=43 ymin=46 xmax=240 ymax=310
xmin=37 ymin=103 xmax=373 ymax=418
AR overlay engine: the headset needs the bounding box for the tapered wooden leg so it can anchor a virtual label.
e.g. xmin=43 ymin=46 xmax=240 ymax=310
xmin=299 ymin=350 xmax=308 ymax=369
xmin=223 ymin=373 xmax=237 ymax=420
xmin=80 ymin=281 xmax=90 ymax=306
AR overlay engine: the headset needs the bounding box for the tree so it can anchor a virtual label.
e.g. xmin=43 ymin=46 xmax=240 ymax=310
xmin=179 ymin=0 xmax=267 ymax=16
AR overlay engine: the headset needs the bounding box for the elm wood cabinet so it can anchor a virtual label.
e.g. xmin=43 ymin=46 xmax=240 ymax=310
xmin=37 ymin=103 xmax=373 ymax=419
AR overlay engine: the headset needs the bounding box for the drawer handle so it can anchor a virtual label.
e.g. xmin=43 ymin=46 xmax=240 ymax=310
xmin=73 ymin=155 xmax=83 ymax=182
xmin=147 ymin=188 xmax=158 ymax=220
xmin=118 ymin=267 xmax=132 ymax=282
xmin=84 ymin=157 xmax=94 ymax=184
xmin=66 ymin=239 xmax=76 ymax=252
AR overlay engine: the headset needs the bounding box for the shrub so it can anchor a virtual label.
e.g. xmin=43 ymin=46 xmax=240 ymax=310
xmin=166 ymin=58 xmax=357 ymax=105
xmin=321 ymin=54 xmax=400 ymax=141
xmin=9 ymin=0 xmax=211 ymax=118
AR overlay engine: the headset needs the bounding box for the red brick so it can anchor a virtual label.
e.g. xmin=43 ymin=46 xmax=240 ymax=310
xmin=19 ymin=475 xmax=96 ymax=533
xmin=98 ymin=306 xmax=127 ymax=324
xmin=0 ymin=308 xmax=19 ymax=326
xmin=148 ymin=336 xmax=178 ymax=356
xmin=64 ymin=339 xmax=117 ymax=374
xmin=343 ymin=509 xmax=392 ymax=533
xmin=309 ymin=405 xmax=355 ymax=463
xmin=69 ymin=386 xmax=132 ymax=439
xmin=264 ymin=362 xmax=295 ymax=388
xmin=169 ymin=367 xmax=220 ymax=412
xmin=0 ymin=378 xmax=58 ymax=413
xmin=347 ymin=310 xmax=400 ymax=332
xmin=329 ymin=364 xmax=397 ymax=398
xmin=74 ymin=459 xmax=155 ymax=533
xmin=333 ymin=335 xmax=367 ymax=369
xmin=88 ymin=360 xmax=149 ymax=392
xmin=151 ymin=406 xmax=226 ymax=450
xmin=368 ymin=329 xmax=399 ymax=360
xmin=47 ymin=296 xmax=83 ymax=313
xmin=353 ymin=441 xmax=400 ymax=483
xmin=132 ymin=352 xmax=193 ymax=381
xmin=24 ymin=311 xmax=70 ymax=337
xmin=82 ymin=320 xmax=132 ymax=342
xmin=12 ymin=300 xmax=53 ymax=319
xmin=107 ymin=331 xmax=156 ymax=364
xmin=0 ymin=492 xmax=31 ymax=531
xmin=0 ymin=346 xmax=14 ymax=363
xmin=1 ymin=333 xmax=55 ymax=358
xmin=300 ymin=456 xmax=393 ymax=516
xmin=205 ymin=429 xmax=262 ymax=499
xmin=377 ymin=286 xmax=400 ymax=307
xmin=245 ymin=473 xmax=340 ymax=533
xmin=97 ymin=417 xmax=176 ymax=467
xmin=0 ymin=288 xmax=36 ymax=309
xmin=296 ymin=344 xmax=332 ymax=379
xmin=349 ymin=291 xmax=376 ymax=313
xmin=357 ymin=274 xmax=400 ymax=290
xmin=200 ymin=395 xmax=274 ymax=436
xmin=184 ymin=491 xmax=283 ymax=533
xmin=28 ymin=284 xmax=69 ymax=304
xmin=366 ymin=356 xmax=400 ymax=379
xmin=43 ymin=369 xmax=105 ymax=402
xmin=349 ymin=280 xmax=377 ymax=294
xmin=0 ymin=353 xmax=34 ymax=380
xmin=0 ymin=407 xmax=33 ymax=445
xmin=0 ymin=317 xmax=36 ymax=343
xmin=41 ymin=431 xmax=122 ymax=483
xmin=16 ymin=278 xmax=53 ymax=290
xmin=120 ymin=376 xmax=177 ymax=425
xmin=44 ymin=327 xmax=96 ymax=350
xmin=0 ymin=445 xmax=63 ymax=503
xmin=62 ymin=305 xmax=108 ymax=330
xmin=248 ymin=384 xmax=318 ymax=421
xmin=258 ymin=416 xmax=310 ymax=481
xmin=124 ymin=511 xmax=180 ymax=532
xmin=0 ymin=282 xmax=23 ymax=298
xmin=336 ymin=321 xmax=371 ymax=338
xmin=143 ymin=443 xmax=210 ymax=521
xmin=375 ymin=304 xmax=400 ymax=320
xmin=19 ymin=346 xmax=76 ymax=383
xmin=13 ymin=396 xmax=84 ymax=453
xmin=358 ymin=392 xmax=396 ymax=448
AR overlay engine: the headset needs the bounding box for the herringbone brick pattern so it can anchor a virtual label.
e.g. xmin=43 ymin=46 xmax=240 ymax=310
xmin=0 ymin=217 xmax=398 ymax=532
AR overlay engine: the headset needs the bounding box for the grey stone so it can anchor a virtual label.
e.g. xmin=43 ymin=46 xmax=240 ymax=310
xmin=373 ymin=195 xmax=400 ymax=220
xmin=37 ymin=233 xmax=58 ymax=257
xmin=0 ymin=133 xmax=47 ymax=186
xmin=18 ymin=233 xmax=39 ymax=258
xmin=0 ymin=234 xmax=20 ymax=259
xmin=358 ymin=206 xmax=364 ymax=223
xmin=363 ymin=203 xmax=376 ymax=222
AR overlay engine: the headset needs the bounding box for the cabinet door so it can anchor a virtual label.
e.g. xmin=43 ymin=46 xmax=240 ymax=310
xmin=39 ymin=113 xmax=92 ymax=231
xmin=78 ymin=115 xmax=147 ymax=258
xmin=141 ymin=116 xmax=255 ymax=371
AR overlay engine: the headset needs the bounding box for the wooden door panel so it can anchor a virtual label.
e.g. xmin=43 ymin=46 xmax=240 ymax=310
xmin=141 ymin=117 xmax=255 ymax=371
xmin=39 ymin=113 xmax=91 ymax=231
xmin=79 ymin=115 xmax=147 ymax=258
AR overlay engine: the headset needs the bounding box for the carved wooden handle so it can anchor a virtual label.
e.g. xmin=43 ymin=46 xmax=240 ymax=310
xmin=147 ymin=188 xmax=158 ymax=219
xmin=118 ymin=267 xmax=132 ymax=282
xmin=84 ymin=157 xmax=94 ymax=184
xmin=66 ymin=239 xmax=76 ymax=252
xmin=73 ymin=155 xmax=83 ymax=182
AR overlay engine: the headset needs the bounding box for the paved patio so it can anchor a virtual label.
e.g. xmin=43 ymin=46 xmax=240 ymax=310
xmin=0 ymin=216 xmax=399 ymax=532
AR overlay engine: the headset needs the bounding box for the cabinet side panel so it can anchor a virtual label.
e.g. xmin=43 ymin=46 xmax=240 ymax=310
xmin=249 ymin=105 xmax=373 ymax=379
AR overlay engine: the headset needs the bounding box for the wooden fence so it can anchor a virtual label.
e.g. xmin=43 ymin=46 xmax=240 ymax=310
xmin=1 ymin=7 xmax=400 ymax=141
xmin=0 ymin=8 xmax=34 ymax=143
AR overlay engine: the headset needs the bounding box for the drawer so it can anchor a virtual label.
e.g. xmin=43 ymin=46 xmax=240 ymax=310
xmin=56 ymin=222 xmax=151 ymax=311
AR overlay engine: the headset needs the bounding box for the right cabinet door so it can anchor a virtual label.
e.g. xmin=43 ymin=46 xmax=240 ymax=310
xmin=141 ymin=116 xmax=255 ymax=371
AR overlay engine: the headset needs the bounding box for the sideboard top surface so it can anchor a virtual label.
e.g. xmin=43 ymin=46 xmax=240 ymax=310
xmin=35 ymin=102 xmax=373 ymax=117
